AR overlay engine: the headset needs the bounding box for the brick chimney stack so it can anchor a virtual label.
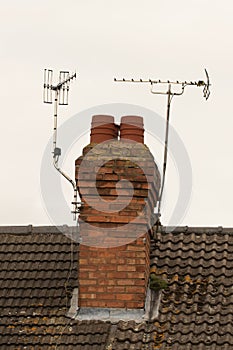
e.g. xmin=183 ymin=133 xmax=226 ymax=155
xmin=75 ymin=115 xmax=160 ymax=315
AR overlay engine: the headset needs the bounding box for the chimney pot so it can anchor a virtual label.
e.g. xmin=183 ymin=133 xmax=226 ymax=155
xmin=120 ymin=115 xmax=144 ymax=143
xmin=90 ymin=115 xmax=118 ymax=143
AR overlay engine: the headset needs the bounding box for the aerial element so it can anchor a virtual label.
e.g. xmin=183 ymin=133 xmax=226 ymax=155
xmin=43 ymin=69 xmax=79 ymax=220
xmin=114 ymin=69 xmax=211 ymax=222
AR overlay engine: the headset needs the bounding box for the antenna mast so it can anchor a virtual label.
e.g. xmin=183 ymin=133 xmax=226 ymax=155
xmin=43 ymin=69 xmax=79 ymax=220
xmin=114 ymin=69 xmax=211 ymax=223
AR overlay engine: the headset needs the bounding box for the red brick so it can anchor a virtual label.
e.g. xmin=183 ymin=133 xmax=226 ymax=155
xmin=131 ymin=258 xmax=146 ymax=265
xmin=97 ymin=166 xmax=113 ymax=174
xmin=119 ymin=211 xmax=137 ymax=217
xmin=96 ymin=180 xmax=118 ymax=188
xmin=83 ymin=215 xmax=108 ymax=223
xmin=76 ymin=173 xmax=98 ymax=180
xmin=136 ymin=265 xmax=146 ymax=272
xmin=116 ymin=294 xmax=135 ymax=301
xmin=78 ymin=271 xmax=89 ymax=279
xmin=79 ymin=258 xmax=89 ymax=265
xmin=132 ymin=279 xmax=146 ymax=286
xmin=117 ymin=251 xmax=137 ymax=258
xmin=79 ymin=250 xmax=93 ymax=258
xmin=108 ymin=216 xmax=135 ymax=223
xmin=88 ymin=272 xmax=105 ymax=279
xmin=125 ymin=259 xmax=137 ymax=264
xmin=80 ymin=208 xmax=105 ymax=216
xmin=101 ymin=173 xmax=119 ymax=181
xmin=98 ymin=279 xmax=115 ymax=286
xmin=78 ymin=286 xmax=89 ymax=293
xmin=135 ymin=251 xmax=146 ymax=258
xmin=98 ymin=293 xmax=116 ymax=300
xmin=126 ymin=245 xmax=145 ymax=251
xmin=79 ymin=279 xmax=97 ymax=285
xmin=117 ymin=265 xmax=136 ymax=272
xmin=79 ymin=293 xmax=96 ymax=299
xmin=116 ymin=279 xmax=135 ymax=286
xmin=111 ymin=258 xmax=126 ymax=264
xmin=87 ymin=257 xmax=104 ymax=264
xmin=107 ymin=272 xmax=128 ymax=279
xmin=113 ymin=188 xmax=135 ymax=196
xmin=102 ymin=238 xmax=131 ymax=246
xmin=125 ymin=286 xmax=145 ymax=294
xmin=104 ymin=301 xmax=125 ymax=308
xmin=127 ymin=272 xmax=145 ymax=279
xmin=117 ymin=292 xmax=145 ymax=302
xmin=79 ymin=251 xmax=95 ymax=259
xmin=87 ymin=286 xmax=106 ymax=293
xmin=125 ymin=301 xmax=144 ymax=308
xmin=98 ymin=265 xmax=116 ymax=271
xmin=114 ymin=159 xmax=134 ymax=167
xmin=106 ymin=286 xmax=125 ymax=293
xmin=77 ymin=180 xmax=96 ymax=187
xmin=79 ymin=300 xmax=106 ymax=308
xmin=79 ymin=265 xmax=97 ymax=271
xmin=97 ymin=252 xmax=117 ymax=259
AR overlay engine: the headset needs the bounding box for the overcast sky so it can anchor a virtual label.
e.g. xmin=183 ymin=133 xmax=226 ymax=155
xmin=0 ymin=0 xmax=233 ymax=227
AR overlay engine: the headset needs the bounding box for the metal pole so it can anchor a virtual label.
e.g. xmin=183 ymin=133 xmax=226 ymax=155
xmin=52 ymin=88 xmax=75 ymax=187
xmin=157 ymin=84 xmax=172 ymax=218
xmin=53 ymin=90 xmax=58 ymax=158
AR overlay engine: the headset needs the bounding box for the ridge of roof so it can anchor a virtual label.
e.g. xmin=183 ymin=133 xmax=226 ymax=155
xmin=0 ymin=224 xmax=233 ymax=235
xmin=155 ymin=225 xmax=233 ymax=234
xmin=0 ymin=225 xmax=78 ymax=235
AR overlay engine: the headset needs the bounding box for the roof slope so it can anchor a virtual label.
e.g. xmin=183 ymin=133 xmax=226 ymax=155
xmin=0 ymin=225 xmax=232 ymax=349
xmin=151 ymin=226 xmax=233 ymax=350
xmin=0 ymin=226 xmax=155 ymax=350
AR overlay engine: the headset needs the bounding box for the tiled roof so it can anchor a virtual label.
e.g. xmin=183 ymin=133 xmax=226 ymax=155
xmin=151 ymin=226 xmax=233 ymax=350
xmin=0 ymin=226 xmax=77 ymax=349
xmin=0 ymin=225 xmax=233 ymax=349
xmin=0 ymin=226 xmax=155 ymax=350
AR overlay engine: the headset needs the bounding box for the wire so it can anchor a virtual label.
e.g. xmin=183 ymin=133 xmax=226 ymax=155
xmin=52 ymin=312 xmax=79 ymax=350
xmin=64 ymin=225 xmax=76 ymax=310
xmin=52 ymin=223 xmax=78 ymax=350
xmin=52 ymin=318 xmax=73 ymax=350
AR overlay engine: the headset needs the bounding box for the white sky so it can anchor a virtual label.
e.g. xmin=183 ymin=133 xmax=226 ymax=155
xmin=0 ymin=0 xmax=233 ymax=227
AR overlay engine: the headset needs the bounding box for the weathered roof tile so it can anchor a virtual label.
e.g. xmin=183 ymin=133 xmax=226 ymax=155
xmin=0 ymin=225 xmax=233 ymax=348
xmin=151 ymin=226 xmax=233 ymax=349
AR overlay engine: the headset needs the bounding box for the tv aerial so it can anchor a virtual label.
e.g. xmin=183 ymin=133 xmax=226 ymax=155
xmin=43 ymin=69 xmax=79 ymax=220
xmin=114 ymin=69 xmax=211 ymax=222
